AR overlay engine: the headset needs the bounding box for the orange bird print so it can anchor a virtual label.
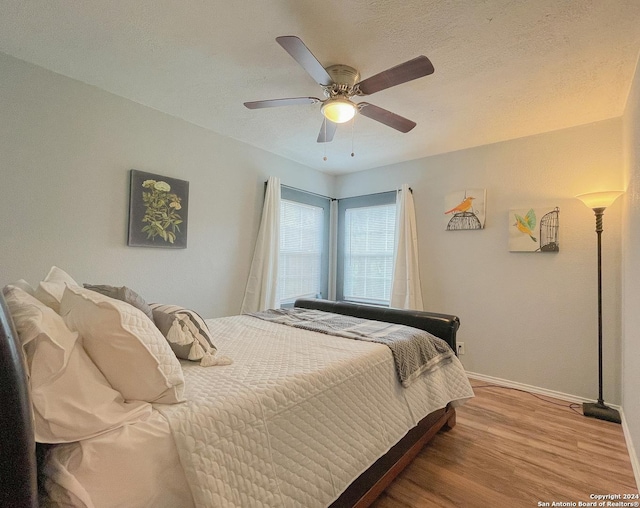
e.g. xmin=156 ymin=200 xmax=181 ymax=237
xmin=445 ymin=196 xmax=475 ymax=215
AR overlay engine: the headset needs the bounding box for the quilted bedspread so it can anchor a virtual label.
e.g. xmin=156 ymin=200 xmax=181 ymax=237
xmin=155 ymin=315 xmax=473 ymax=508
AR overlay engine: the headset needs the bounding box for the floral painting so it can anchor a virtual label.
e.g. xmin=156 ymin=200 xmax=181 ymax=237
xmin=509 ymin=206 xmax=559 ymax=252
xmin=128 ymin=170 xmax=189 ymax=248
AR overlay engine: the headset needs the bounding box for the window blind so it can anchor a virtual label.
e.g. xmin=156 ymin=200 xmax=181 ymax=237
xmin=278 ymin=199 xmax=324 ymax=304
xmin=343 ymin=203 xmax=396 ymax=305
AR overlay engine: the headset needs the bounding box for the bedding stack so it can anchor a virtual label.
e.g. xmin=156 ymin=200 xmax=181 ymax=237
xmin=1 ymin=266 xmax=233 ymax=507
xmin=3 ymin=282 xmax=153 ymax=444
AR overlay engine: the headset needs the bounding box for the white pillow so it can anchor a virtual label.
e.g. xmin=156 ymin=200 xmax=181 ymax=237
xmin=59 ymin=286 xmax=185 ymax=404
xmin=3 ymin=285 xmax=152 ymax=443
xmin=5 ymin=279 xmax=35 ymax=296
xmin=3 ymin=285 xmax=76 ymax=387
xmin=34 ymin=266 xmax=79 ymax=313
xmin=31 ymin=339 xmax=152 ymax=444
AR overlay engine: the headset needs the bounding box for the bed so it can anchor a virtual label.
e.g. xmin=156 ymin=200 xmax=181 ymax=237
xmin=0 ymin=270 xmax=473 ymax=508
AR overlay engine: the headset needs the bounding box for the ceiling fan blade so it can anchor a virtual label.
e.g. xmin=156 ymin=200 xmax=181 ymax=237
xmin=357 ymin=102 xmax=416 ymax=133
xmin=276 ymin=36 xmax=333 ymax=86
xmin=356 ymin=56 xmax=434 ymax=96
xmin=317 ymin=118 xmax=337 ymax=143
xmin=244 ymin=97 xmax=320 ymax=109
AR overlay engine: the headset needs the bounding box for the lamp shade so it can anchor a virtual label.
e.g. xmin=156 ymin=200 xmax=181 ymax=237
xmin=321 ymin=98 xmax=356 ymax=123
xmin=575 ymin=191 xmax=624 ymax=210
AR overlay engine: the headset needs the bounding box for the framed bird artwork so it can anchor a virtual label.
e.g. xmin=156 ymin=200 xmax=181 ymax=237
xmin=444 ymin=189 xmax=487 ymax=230
xmin=509 ymin=206 xmax=560 ymax=252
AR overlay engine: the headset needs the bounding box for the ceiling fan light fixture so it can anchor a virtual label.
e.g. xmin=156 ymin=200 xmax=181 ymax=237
xmin=321 ymin=98 xmax=356 ymax=123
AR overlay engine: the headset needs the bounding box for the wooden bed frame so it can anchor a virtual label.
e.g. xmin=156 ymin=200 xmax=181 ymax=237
xmin=0 ymin=294 xmax=460 ymax=508
xmin=294 ymin=299 xmax=460 ymax=507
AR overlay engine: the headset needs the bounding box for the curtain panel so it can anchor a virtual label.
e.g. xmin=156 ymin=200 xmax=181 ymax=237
xmin=390 ymin=184 xmax=424 ymax=310
xmin=240 ymin=176 xmax=281 ymax=313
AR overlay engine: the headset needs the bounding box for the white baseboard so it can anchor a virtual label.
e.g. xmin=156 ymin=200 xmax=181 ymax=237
xmin=466 ymin=371 xmax=638 ymax=491
xmin=621 ymin=411 xmax=640 ymax=491
xmin=465 ymin=371 xmax=621 ymax=408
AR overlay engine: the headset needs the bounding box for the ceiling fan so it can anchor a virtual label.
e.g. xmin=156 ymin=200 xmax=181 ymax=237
xmin=244 ymin=36 xmax=434 ymax=143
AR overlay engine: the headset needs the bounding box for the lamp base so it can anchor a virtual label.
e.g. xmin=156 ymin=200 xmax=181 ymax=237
xmin=583 ymin=402 xmax=621 ymax=424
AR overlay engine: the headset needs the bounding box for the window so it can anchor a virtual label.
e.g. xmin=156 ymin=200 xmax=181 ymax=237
xmin=276 ymin=186 xmax=397 ymax=307
xmin=337 ymin=192 xmax=397 ymax=306
xmin=278 ymin=187 xmax=330 ymax=306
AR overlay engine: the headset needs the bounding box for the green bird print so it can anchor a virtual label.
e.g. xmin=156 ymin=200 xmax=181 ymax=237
xmin=514 ymin=209 xmax=537 ymax=242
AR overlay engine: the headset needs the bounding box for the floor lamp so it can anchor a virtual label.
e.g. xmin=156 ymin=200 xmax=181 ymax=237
xmin=576 ymin=190 xmax=624 ymax=424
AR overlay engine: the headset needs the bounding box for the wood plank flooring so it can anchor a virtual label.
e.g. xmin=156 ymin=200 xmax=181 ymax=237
xmin=372 ymin=379 xmax=638 ymax=507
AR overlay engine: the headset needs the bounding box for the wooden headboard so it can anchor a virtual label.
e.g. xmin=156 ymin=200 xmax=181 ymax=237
xmin=0 ymin=293 xmax=38 ymax=507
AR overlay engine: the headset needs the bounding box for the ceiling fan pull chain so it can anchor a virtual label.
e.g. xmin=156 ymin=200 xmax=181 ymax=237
xmin=323 ymin=120 xmax=328 ymax=161
xmin=351 ymin=116 xmax=356 ymax=157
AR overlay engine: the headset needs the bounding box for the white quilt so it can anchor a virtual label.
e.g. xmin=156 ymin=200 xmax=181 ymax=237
xmin=154 ymin=315 xmax=474 ymax=508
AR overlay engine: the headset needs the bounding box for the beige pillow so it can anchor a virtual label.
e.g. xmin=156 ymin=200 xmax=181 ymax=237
xmin=34 ymin=266 xmax=79 ymax=313
xmin=60 ymin=286 xmax=185 ymax=404
xmin=3 ymin=285 xmax=151 ymax=443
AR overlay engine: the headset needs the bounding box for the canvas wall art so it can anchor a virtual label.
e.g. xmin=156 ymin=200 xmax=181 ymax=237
xmin=509 ymin=206 xmax=559 ymax=252
xmin=444 ymin=189 xmax=487 ymax=230
xmin=128 ymin=169 xmax=189 ymax=248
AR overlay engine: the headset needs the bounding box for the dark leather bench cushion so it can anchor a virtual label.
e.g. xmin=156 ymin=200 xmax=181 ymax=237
xmin=293 ymin=298 xmax=459 ymax=353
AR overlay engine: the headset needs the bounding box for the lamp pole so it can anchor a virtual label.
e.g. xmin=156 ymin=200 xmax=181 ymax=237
xmin=595 ymin=207 xmax=605 ymax=405
xmin=581 ymin=206 xmax=621 ymax=423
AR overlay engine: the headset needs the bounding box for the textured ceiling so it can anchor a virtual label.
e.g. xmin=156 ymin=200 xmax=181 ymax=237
xmin=1 ymin=1 xmax=639 ymax=174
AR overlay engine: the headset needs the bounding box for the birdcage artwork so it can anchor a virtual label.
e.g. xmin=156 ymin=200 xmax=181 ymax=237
xmin=539 ymin=207 xmax=559 ymax=251
xmin=444 ymin=189 xmax=486 ymax=230
xmin=446 ymin=211 xmax=482 ymax=230
xmin=509 ymin=206 xmax=560 ymax=252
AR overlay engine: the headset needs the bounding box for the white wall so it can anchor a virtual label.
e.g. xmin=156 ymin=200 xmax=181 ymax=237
xmin=622 ymin=50 xmax=640 ymax=475
xmin=0 ymin=52 xmax=335 ymax=318
xmin=0 ymin=50 xmax=630 ymax=409
xmin=337 ymin=120 xmax=624 ymax=403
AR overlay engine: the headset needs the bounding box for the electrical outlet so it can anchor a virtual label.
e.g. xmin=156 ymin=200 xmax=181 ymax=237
xmin=457 ymin=342 xmax=465 ymax=355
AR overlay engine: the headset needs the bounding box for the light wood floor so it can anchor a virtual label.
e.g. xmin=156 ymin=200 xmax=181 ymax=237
xmin=372 ymin=379 xmax=638 ymax=507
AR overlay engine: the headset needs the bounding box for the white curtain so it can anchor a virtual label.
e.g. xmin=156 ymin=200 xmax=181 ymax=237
xmin=390 ymin=184 xmax=424 ymax=310
xmin=240 ymin=176 xmax=281 ymax=313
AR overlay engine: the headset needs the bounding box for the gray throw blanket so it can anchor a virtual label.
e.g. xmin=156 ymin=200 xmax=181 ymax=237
xmin=250 ymin=308 xmax=455 ymax=387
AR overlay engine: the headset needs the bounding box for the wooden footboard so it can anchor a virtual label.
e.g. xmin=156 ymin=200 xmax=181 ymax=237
xmin=331 ymin=405 xmax=456 ymax=508
xmin=295 ymin=298 xmax=462 ymax=507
